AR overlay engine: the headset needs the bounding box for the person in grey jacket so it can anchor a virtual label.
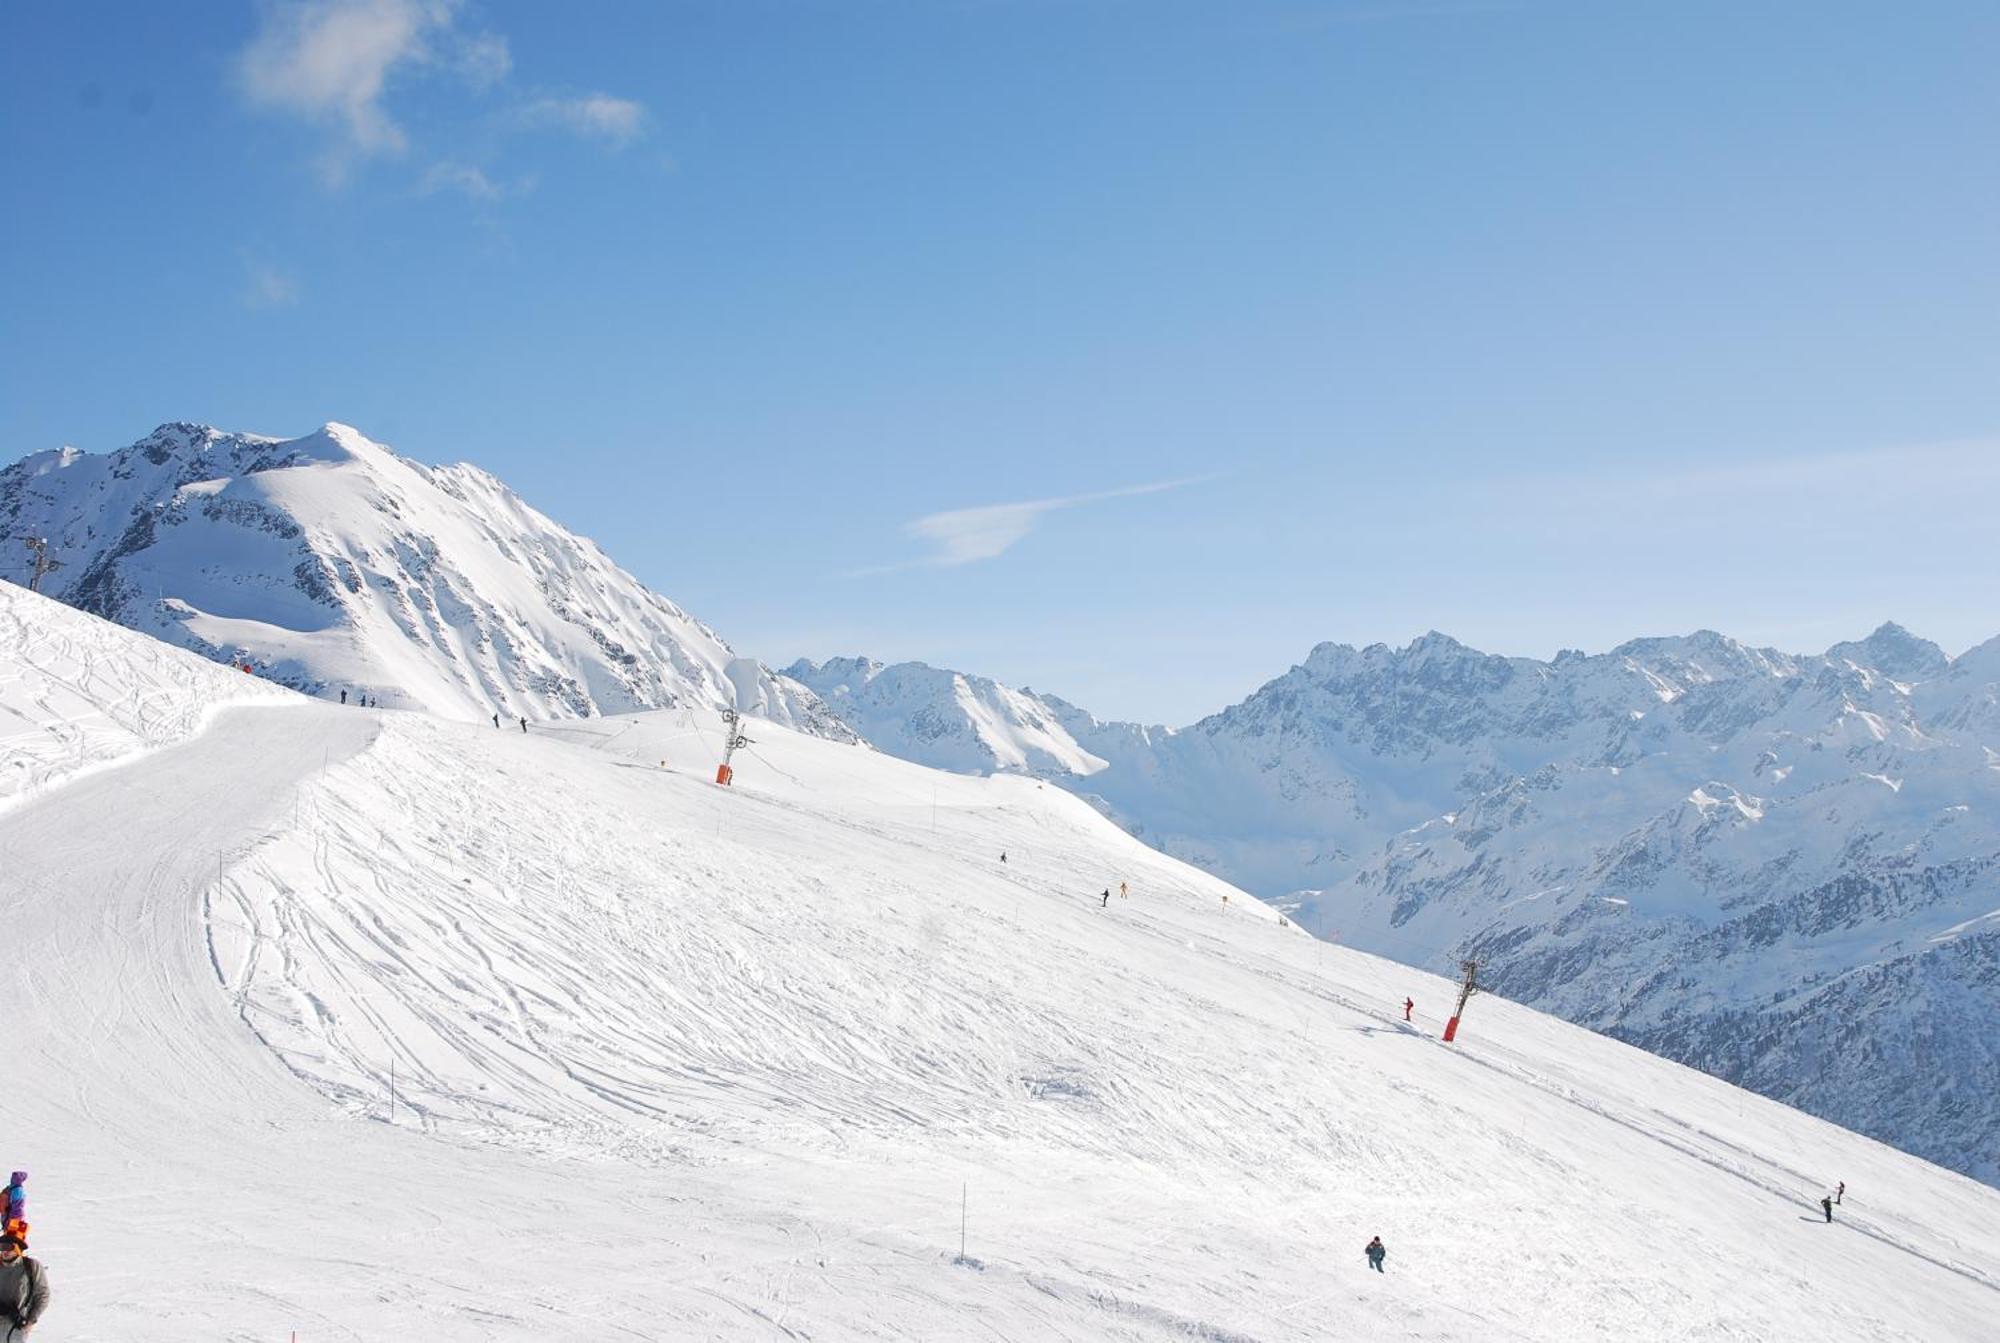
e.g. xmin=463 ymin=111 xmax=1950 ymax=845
xmin=0 ymin=1236 xmax=49 ymax=1339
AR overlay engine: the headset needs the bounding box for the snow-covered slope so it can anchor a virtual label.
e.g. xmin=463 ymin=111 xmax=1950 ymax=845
xmin=0 ymin=578 xmax=298 ymax=810
xmin=798 ymin=630 xmax=2000 ymax=1187
xmin=11 ymin=603 xmax=2000 ymax=1340
xmin=0 ymin=422 xmax=851 ymax=736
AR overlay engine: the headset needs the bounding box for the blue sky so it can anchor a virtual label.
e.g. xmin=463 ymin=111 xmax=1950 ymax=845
xmin=3 ymin=1 xmax=1997 ymax=723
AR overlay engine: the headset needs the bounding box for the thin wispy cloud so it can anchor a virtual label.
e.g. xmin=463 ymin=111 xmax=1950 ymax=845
xmin=419 ymin=160 xmax=515 ymax=200
xmin=524 ymin=94 xmax=647 ymax=146
xmin=239 ymin=254 xmax=300 ymax=309
xmin=846 ymin=477 xmax=1207 ymax=578
xmin=455 ymin=30 xmax=511 ymax=89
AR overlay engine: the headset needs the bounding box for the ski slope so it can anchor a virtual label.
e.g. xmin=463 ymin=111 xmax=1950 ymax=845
xmin=0 ymin=579 xmax=296 ymax=811
xmin=4 ymin=592 xmax=1999 ymax=1340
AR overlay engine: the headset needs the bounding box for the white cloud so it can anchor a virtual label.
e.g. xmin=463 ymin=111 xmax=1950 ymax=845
xmin=240 ymin=256 xmax=300 ymax=309
xmin=850 ymin=478 xmax=1205 ymax=577
xmin=525 ymin=94 xmax=646 ymax=145
xmin=239 ymin=2 xmax=649 ymax=188
xmin=238 ymin=0 xmax=456 ymax=170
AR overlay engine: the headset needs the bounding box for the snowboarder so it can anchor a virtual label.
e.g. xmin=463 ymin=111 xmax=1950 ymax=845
xmin=519 ymin=717 xmax=527 ymax=733
xmin=1835 ymin=1181 xmax=1845 ymax=1205
xmin=0 ymin=1235 xmax=48 ymax=1339
xmin=1404 ymin=998 xmax=1414 ymax=1022
xmin=1101 ymin=889 xmax=1111 ymax=908
xmin=1365 ymin=1236 xmax=1386 ymax=1272
xmin=1821 ymin=1195 xmax=1834 ymax=1223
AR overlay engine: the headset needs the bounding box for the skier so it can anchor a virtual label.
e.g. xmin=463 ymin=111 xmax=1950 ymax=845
xmin=1365 ymin=1236 xmax=1386 ymax=1272
xmin=1 ymin=1174 xmax=23 ymax=1246
xmin=0 ymin=1235 xmax=48 ymax=1339
xmin=340 ymin=689 xmax=348 ymax=705
xmin=1120 ymin=881 xmax=1128 ymax=899
xmin=1101 ymin=889 xmax=1111 ymax=908
xmin=519 ymin=717 xmax=527 ymax=733
xmin=1821 ymin=1195 xmax=1834 ymax=1223
xmin=1835 ymin=1181 xmax=1845 ymax=1205
xmin=1000 ymin=852 xmax=1007 ymax=864
xmin=1404 ymin=997 xmax=1414 ymax=1023
xmin=491 ymin=713 xmax=500 ymax=729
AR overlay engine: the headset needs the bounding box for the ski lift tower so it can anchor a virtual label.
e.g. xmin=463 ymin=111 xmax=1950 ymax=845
xmin=715 ymin=708 xmax=752 ymax=786
xmin=21 ymin=537 xmax=63 ymax=594
xmin=1442 ymin=958 xmax=1480 ymax=1043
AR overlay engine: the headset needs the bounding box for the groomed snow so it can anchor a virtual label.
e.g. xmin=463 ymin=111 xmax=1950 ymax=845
xmin=4 ymin=597 xmax=1999 ymax=1340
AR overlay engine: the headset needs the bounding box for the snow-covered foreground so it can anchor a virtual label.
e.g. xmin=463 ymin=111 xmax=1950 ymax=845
xmin=5 ymin=600 xmax=2000 ymax=1340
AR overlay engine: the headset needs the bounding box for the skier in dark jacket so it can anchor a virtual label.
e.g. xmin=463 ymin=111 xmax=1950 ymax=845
xmin=1835 ymin=1181 xmax=1845 ymax=1205
xmin=1403 ymin=997 xmax=1414 ymax=1022
xmin=492 ymin=713 xmax=500 ymax=728
xmin=519 ymin=717 xmax=528 ymax=733
xmin=1365 ymin=1236 xmax=1386 ymax=1272
xmin=1101 ymin=889 xmax=1111 ymax=908
xmin=1821 ymin=1195 xmax=1834 ymax=1223
xmin=0 ymin=1236 xmax=49 ymax=1339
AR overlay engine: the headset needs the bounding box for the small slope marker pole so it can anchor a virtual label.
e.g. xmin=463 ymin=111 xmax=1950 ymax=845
xmin=960 ymin=1181 xmax=967 ymax=1263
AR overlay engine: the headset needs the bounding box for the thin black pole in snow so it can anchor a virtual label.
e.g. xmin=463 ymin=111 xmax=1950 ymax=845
xmin=960 ymin=1181 xmax=967 ymax=1262
xmin=389 ymin=1056 xmax=396 ymax=1123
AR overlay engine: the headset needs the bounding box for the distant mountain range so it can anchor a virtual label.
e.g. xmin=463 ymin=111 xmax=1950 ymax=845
xmin=792 ymin=628 xmax=2000 ymax=1186
xmin=0 ymin=422 xmax=852 ymax=738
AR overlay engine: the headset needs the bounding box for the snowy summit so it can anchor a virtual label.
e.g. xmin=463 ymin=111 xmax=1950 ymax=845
xmin=0 ymin=422 xmax=850 ymax=735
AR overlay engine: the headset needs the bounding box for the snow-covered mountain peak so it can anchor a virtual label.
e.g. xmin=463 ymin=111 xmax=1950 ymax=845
xmin=1827 ymin=621 xmax=1950 ymax=681
xmin=1 ymin=422 xmax=853 ymax=737
xmin=784 ymin=655 xmax=1111 ymax=777
xmin=1612 ymin=628 xmax=1798 ymax=685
